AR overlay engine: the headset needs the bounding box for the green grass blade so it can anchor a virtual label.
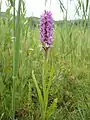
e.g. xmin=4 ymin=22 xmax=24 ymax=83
xmin=47 ymin=98 xmax=58 ymax=119
xmin=47 ymin=68 xmax=54 ymax=91
xmin=44 ymin=68 xmax=55 ymax=112
xmin=78 ymin=107 xmax=85 ymax=120
xmin=32 ymin=70 xmax=45 ymax=119
xmin=12 ymin=0 xmax=22 ymax=119
xmin=32 ymin=70 xmax=43 ymax=108
xmin=86 ymin=0 xmax=89 ymax=13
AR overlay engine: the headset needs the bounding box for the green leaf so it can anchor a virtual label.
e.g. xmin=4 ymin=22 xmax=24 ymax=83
xmin=47 ymin=98 xmax=58 ymax=119
xmin=9 ymin=0 xmax=14 ymax=6
xmin=44 ymin=67 xmax=55 ymax=112
xmin=0 ymin=77 xmax=5 ymax=94
xmin=86 ymin=0 xmax=89 ymax=12
xmin=0 ymin=113 xmax=4 ymax=120
xmin=32 ymin=70 xmax=43 ymax=108
xmin=78 ymin=107 xmax=85 ymax=120
xmin=47 ymin=67 xmax=54 ymax=91
xmin=44 ymin=68 xmax=54 ymax=110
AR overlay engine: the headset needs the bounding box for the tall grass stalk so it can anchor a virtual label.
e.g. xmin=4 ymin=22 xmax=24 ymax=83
xmin=0 ymin=0 xmax=2 ymax=26
xmin=12 ymin=0 xmax=22 ymax=119
xmin=0 ymin=0 xmax=2 ymax=15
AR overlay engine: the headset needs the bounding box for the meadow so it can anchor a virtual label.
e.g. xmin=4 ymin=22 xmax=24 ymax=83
xmin=0 ymin=0 xmax=90 ymax=120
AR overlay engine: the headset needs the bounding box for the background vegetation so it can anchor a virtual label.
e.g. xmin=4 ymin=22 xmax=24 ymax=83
xmin=0 ymin=0 xmax=90 ymax=120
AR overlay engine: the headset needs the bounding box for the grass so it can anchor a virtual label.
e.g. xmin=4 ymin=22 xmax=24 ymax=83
xmin=0 ymin=0 xmax=90 ymax=120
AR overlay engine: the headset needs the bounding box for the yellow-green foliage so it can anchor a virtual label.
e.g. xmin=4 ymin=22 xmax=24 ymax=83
xmin=0 ymin=8 xmax=90 ymax=120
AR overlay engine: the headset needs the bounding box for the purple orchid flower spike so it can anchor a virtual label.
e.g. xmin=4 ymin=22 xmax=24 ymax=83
xmin=40 ymin=10 xmax=54 ymax=52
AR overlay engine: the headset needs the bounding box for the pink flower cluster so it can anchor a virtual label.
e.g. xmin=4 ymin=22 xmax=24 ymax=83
xmin=40 ymin=10 xmax=54 ymax=51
